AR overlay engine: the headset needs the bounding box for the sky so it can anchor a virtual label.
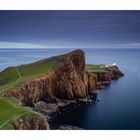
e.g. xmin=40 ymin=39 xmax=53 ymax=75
xmin=0 ymin=10 xmax=140 ymax=48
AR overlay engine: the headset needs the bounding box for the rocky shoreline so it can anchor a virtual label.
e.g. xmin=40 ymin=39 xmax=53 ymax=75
xmin=34 ymin=96 xmax=97 ymax=129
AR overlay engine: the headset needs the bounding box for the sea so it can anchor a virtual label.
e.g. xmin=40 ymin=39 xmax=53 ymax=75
xmin=0 ymin=48 xmax=140 ymax=129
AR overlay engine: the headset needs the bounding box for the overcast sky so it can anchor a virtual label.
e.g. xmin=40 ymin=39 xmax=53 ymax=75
xmin=0 ymin=10 xmax=140 ymax=48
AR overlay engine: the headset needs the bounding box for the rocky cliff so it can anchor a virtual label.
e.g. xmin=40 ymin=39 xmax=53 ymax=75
xmin=13 ymin=115 xmax=49 ymax=130
xmin=6 ymin=49 xmax=124 ymax=107
xmin=94 ymin=66 xmax=124 ymax=88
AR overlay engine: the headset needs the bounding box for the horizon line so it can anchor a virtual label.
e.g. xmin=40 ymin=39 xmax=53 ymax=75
xmin=1 ymin=41 xmax=140 ymax=49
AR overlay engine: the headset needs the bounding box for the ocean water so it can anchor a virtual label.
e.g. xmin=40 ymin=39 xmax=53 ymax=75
xmin=0 ymin=48 xmax=140 ymax=129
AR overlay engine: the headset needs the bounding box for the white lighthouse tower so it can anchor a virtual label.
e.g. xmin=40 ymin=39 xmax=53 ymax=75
xmin=112 ymin=61 xmax=117 ymax=66
xmin=105 ymin=61 xmax=117 ymax=68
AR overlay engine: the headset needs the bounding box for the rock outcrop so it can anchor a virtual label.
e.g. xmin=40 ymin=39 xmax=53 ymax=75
xmin=6 ymin=49 xmax=124 ymax=107
xmin=94 ymin=66 xmax=124 ymax=88
xmin=13 ymin=115 xmax=49 ymax=130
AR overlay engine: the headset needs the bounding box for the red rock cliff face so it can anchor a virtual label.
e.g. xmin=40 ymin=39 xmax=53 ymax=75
xmin=6 ymin=49 xmax=123 ymax=106
xmin=93 ymin=66 xmax=124 ymax=87
xmin=7 ymin=50 xmax=97 ymax=106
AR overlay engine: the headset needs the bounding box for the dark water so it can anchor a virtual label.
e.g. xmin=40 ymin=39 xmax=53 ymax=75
xmin=0 ymin=48 xmax=140 ymax=129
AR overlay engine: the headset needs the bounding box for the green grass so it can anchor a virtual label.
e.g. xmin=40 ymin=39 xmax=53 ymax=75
xmin=0 ymin=51 xmax=71 ymax=94
xmin=18 ymin=62 xmax=57 ymax=81
xmin=86 ymin=64 xmax=106 ymax=73
xmin=0 ymin=97 xmax=38 ymax=130
xmin=0 ymin=62 xmax=58 ymax=94
xmin=0 ymin=67 xmax=19 ymax=86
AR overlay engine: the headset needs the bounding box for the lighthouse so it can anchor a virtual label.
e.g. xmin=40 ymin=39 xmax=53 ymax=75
xmin=105 ymin=61 xmax=117 ymax=68
xmin=112 ymin=61 xmax=117 ymax=66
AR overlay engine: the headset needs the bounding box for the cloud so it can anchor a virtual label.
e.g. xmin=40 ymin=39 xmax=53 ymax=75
xmin=1 ymin=41 xmax=140 ymax=49
xmin=100 ymin=42 xmax=140 ymax=48
xmin=0 ymin=42 xmax=48 ymax=48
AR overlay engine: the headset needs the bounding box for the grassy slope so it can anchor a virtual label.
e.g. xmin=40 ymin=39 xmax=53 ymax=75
xmin=86 ymin=64 xmax=105 ymax=73
xmin=0 ymin=63 xmax=58 ymax=94
xmin=0 ymin=97 xmax=39 ymax=130
xmin=0 ymin=54 xmax=69 ymax=94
